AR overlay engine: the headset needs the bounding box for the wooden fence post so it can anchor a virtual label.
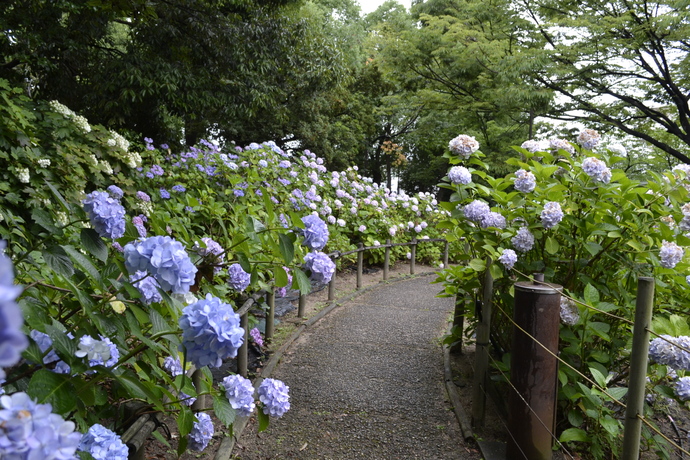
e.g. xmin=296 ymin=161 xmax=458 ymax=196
xmin=622 ymin=277 xmax=655 ymax=460
xmin=472 ymin=263 xmax=493 ymax=427
xmin=410 ymin=238 xmax=417 ymax=275
xmin=298 ymin=292 xmax=306 ymax=318
xmin=237 ymin=312 xmax=248 ymax=377
xmin=443 ymin=240 xmax=449 ymax=268
xmin=265 ymin=291 xmax=275 ymax=340
xmin=384 ymin=239 xmax=391 ymax=281
xmin=328 ymin=268 xmax=336 ymax=301
xmin=356 ymin=243 xmax=363 ymax=289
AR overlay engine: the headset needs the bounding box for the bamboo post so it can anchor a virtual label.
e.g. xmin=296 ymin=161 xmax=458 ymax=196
xmin=191 ymin=368 xmax=206 ymax=411
xmin=622 ymin=277 xmax=655 ymax=460
xmin=384 ymin=239 xmax=391 ymax=281
xmin=328 ymin=268 xmax=336 ymax=301
xmin=298 ymin=292 xmax=306 ymax=318
xmin=410 ymin=238 xmax=417 ymax=275
xmin=265 ymin=291 xmax=275 ymax=340
xmin=450 ymin=295 xmax=465 ymax=354
xmin=356 ymin=243 xmax=363 ymax=289
xmin=472 ymin=264 xmax=493 ymax=427
xmin=443 ymin=240 xmax=449 ymax=268
xmin=237 ymin=312 xmax=248 ymax=378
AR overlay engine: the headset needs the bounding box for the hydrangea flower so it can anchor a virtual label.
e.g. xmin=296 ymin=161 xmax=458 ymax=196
xmin=163 ymin=355 xmax=183 ymax=377
xmin=159 ymin=188 xmax=170 ymax=200
xmin=463 ymin=200 xmax=491 ymax=223
xmin=258 ymin=378 xmax=290 ymax=418
xmin=511 ymin=227 xmax=535 ymax=253
xmin=194 ymin=237 xmax=225 ymax=275
xmin=480 ymin=212 xmax=506 ymax=229
xmin=78 ymin=424 xmax=129 ymax=460
xmin=179 ymin=294 xmax=244 ymax=368
xmin=520 ymin=140 xmax=543 ymax=153
xmin=29 ymin=330 xmax=71 ymax=374
xmin=83 ymin=191 xmax=126 ymax=239
xmin=649 ymin=335 xmax=690 ymax=371
xmin=577 ymin=129 xmax=601 ymax=150
xmin=124 ymin=236 xmax=197 ymax=294
xmin=540 ymin=202 xmax=564 ymax=229
xmin=659 ymin=240 xmax=684 ymax=269
xmin=228 ymin=264 xmax=251 ymax=292
xmin=358 ymin=225 xmax=367 ymax=232
xmin=498 ymin=249 xmax=517 ymax=269
xmin=301 ymin=215 xmax=329 ymax=250
xmin=221 ymin=374 xmax=256 ymax=417
xmin=106 ymin=185 xmax=124 ymax=200
xmin=132 ymin=214 xmax=147 ymax=238
xmin=514 ymin=169 xmax=536 ymax=193
xmin=76 ymin=335 xmax=119 ymax=367
xmin=448 ymin=166 xmax=472 ymax=185
xmin=449 ymin=135 xmax=480 ymax=158
xmin=0 ymin=242 xmax=28 ymax=379
xmin=250 ymin=328 xmax=264 ymax=348
xmin=303 ymin=252 xmax=336 ymax=284
xmin=188 ymin=412 xmax=214 ymax=452
xmin=560 ymin=297 xmax=579 ymax=326
xmin=130 ymin=270 xmax=162 ymax=304
xmin=276 ymin=269 xmax=293 ymax=298
xmin=581 ymin=157 xmax=612 ymax=184
xmin=0 ymin=392 xmax=82 ymax=458
xmin=549 ymin=138 xmax=575 ymax=154
xmin=675 ymin=376 xmax=690 ymax=401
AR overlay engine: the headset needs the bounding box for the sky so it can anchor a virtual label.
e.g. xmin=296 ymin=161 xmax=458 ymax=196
xmin=356 ymin=0 xmax=412 ymax=15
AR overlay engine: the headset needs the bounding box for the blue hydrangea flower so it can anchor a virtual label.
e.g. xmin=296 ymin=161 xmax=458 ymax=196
xmin=258 ymin=378 xmax=290 ymax=418
xmin=577 ymin=129 xmax=601 ymax=150
xmin=540 ymin=202 xmax=563 ymax=229
xmin=29 ymin=330 xmax=72 ymax=373
xmin=448 ymin=135 xmax=480 ymax=158
xmin=301 ymin=214 xmax=329 ymax=250
xmin=124 ymin=236 xmax=198 ymax=294
xmin=221 ymin=374 xmax=256 ymax=417
xmin=304 ymin=252 xmax=336 ymax=284
xmin=228 ymin=264 xmax=251 ymax=292
xmin=83 ymin=191 xmax=126 ymax=239
xmin=172 ymin=184 xmax=186 ymax=193
xmin=0 ymin=242 xmax=28 ymax=380
xmin=188 ymin=412 xmax=214 ymax=451
xmin=514 ymin=169 xmax=536 ymax=193
xmin=179 ymin=294 xmax=244 ymax=368
xmin=520 ymin=140 xmax=543 ymax=153
xmin=276 ymin=270 xmax=293 ymax=298
xmin=498 ymin=249 xmax=517 ymax=269
xmin=163 ymin=355 xmax=183 ymax=377
xmin=194 ymin=237 xmax=225 ymax=275
xmin=448 ymin=166 xmax=472 ymax=185
xmin=76 ymin=335 xmax=119 ymax=368
xmin=659 ymin=240 xmax=684 ymax=269
xmin=560 ymin=298 xmax=579 ymax=326
xmin=581 ymin=157 xmax=612 ymax=184
xmin=159 ymin=188 xmax=171 ymax=200
xmin=649 ymin=335 xmax=690 ymax=371
xmin=463 ymin=200 xmax=490 ymax=223
xmin=511 ymin=227 xmax=535 ymax=253
xmin=130 ymin=270 xmax=162 ymax=304
xmin=480 ymin=212 xmax=506 ymax=229
xmin=106 ymin=185 xmax=124 ymax=200
xmin=78 ymin=424 xmax=129 ymax=460
xmin=136 ymin=191 xmax=151 ymax=202
xmin=675 ymin=376 xmax=690 ymax=401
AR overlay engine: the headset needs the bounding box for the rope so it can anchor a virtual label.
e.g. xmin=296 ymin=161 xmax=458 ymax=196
xmin=638 ymin=414 xmax=690 ymax=456
xmin=646 ymin=328 xmax=690 ymax=356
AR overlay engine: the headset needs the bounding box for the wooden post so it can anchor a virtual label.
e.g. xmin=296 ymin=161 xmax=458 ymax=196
xmin=328 ymin=268 xmax=336 ymax=301
xmin=384 ymin=239 xmax=391 ymax=281
xmin=472 ymin=264 xmax=493 ymax=427
xmin=298 ymin=292 xmax=306 ymax=318
xmin=191 ymin=368 xmax=206 ymax=411
xmin=450 ymin=295 xmax=465 ymax=354
xmin=622 ymin=277 xmax=655 ymax=460
xmin=265 ymin=291 xmax=275 ymax=340
xmin=237 ymin=312 xmax=248 ymax=377
xmin=443 ymin=240 xmax=449 ymax=268
xmin=356 ymin=243 xmax=363 ymax=289
xmin=410 ymin=238 xmax=417 ymax=275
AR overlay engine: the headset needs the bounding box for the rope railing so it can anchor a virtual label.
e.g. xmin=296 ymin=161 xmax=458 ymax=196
xmin=638 ymin=414 xmax=690 ymax=457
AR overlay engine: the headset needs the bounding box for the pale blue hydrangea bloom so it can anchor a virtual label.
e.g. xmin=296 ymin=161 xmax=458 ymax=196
xmin=560 ymin=297 xmax=579 ymax=326
xmin=124 ymin=236 xmax=197 ymax=294
xmin=258 ymin=378 xmax=290 ymax=418
xmin=106 ymin=185 xmax=124 ymax=200
xmin=0 ymin=392 xmax=82 ymax=458
xmin=498 ymin=249 xmax=517 ymax=269
xmin=650 ymin=335 xmax=690 ymax=371
xmin=76 ymin=335 xmax=119 ymax=368
xmin=511 ymin=227 xmax=535 ymax=253
xmin=581 ymin=157 xmax=612 ymax=184
xmin=221 ymin=374 xmax=256 ymax=417
xmin=301 ymin=215 xmax=329 ymax=251
xmin=78 ymin=424 xmax=129 ymax=460
xmin=194 ymin=237 xmax=225 ymax=275
xmin=540 ymin=202 xmax=564 ymax=229
xmin=577 ymin=129 xmax=601 ymax=150
xmin=188 ymin=412 xmax=214 ymax=451
xmin=130 ymin=270 xmax=162 ymax=304
xmin=514 ymin=169 xmax=536 ymax=193
xmin=659 ymin=241 xmax=684 ymax=269
xmin=163 ymin=356 xmax=183 ymax=377
xmin=463 ymin=200 xmax=490 ymax=223
xmin=549 ymin=138 xmax=575 ymax=154
xmin=480 ymin=212 xmax=506 ymax=230
xmin=179 ymin=294 xmax=244 ymax=368
xmin=448 ymin=166 xmax=472 ymax=185
xmin=448 ymin=135 xmax=480 ymax=159
xmin=675 ymin=376 xmax=690 ymax=401
xmin=228 ymin=264 xmax=251 ymax=292
xmin=304 ymin=252 xmax=336 ymax=284
xmin=29 ymin=330 xmax=71 ymax=374
xmin=0 ymin=242 xmax=28 ymax=379
xmin=520 ymin=140 xmax=542 ymax=153
xmin=83 ymin=191 xmax=126 ymax=239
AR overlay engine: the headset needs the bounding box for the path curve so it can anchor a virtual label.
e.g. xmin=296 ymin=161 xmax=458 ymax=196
xmin=233 ymin=275 xmax=479 ymax=459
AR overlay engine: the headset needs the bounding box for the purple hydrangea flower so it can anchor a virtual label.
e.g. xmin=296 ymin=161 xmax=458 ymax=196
xmin=514 ymin=169 xmax=536 ymax=193
xmin=649 ymin=335 xmax=690 ymax=371
xmin=549 ymin=138 xmax=575 ymax=154
xmin=188 ymin=412 xmax=214 ymax=452
xmin=132 ymin=215 xmax=147 ymax=238
xmin=136 ymin=191 xmax=151 ymax=202
xmin=498 ymin=249 xmax=517 ymax=269
xmin=130 ymin=270 xmax=162 ymax=304
xmin=675 ymin=376 xmax=690 ymax=401
xmin=0 ymin=392 xmax=82 ymax=458
xmin=172 ymin=184 xmax=186 ymax=193
xmin=163 ymin=356 xmax=183 ymax=377
xmin=123 ymin=236 xmax=197 ymax=294
xmin=258 ymin=378 xmax=290 ymax=418
xmin=150 ymin=165 xmax=164 ymax=176
xmin=301 ymin=214 xmax=329 ymax=251
xmin=0 ymin=243 xmax=28 ymax=380
xmin=195 ymin=238 xmax=225 ymax=275
xmin=511 ymin=227 xmax=535 ymax=253
xmin=448 ymin=166 xmax=472 ymax=185
xmin=29 ymin=330 xmax=71 ymax=373
xmin=221 ymin=374 xmax=256 ymax=417
xmin=76 ymin=335 xmax=119 ymax=367
xmin=540 ymin=202 xmax=563 ymax=229
xmin=78 ymin=424 xmax=129 ymax=460
xmin=250 ymin=328 xmax=264 ymax=348
xmin=448 ymin=135 xmax=480 ymax=158
xmin=480 ymin=212 xmax=506 ymax=229
xmin=83 ymin=191 xmax=126 ymax=239
xmin=159 ymin=188 xmax=170 ymax=200
xmin=106 ymin=185 xmax=124 ymax=200
xmin=520 ymin=140 xmax=542 ymax=153
xmin=560 ymin=297 xmax=579 ymax=326
xmin=112 ymin=242 xmax=124 ymax=252
xmin=179 ymin=294 xmax=244 ymax=368
xmin=228 ymin=264 xmax=251 ymax=292
xmin=304 ymin=252 xmax=336 ymax=284
xmin=463 ymin=200 xmax=490 ymax=223
xmin=581 ymin=157 xmax=612 ymax=184
xmin=577 ymin=129 xmax=601 ymax=150
xmin=659 ymin=241 xmax=684 ymax=269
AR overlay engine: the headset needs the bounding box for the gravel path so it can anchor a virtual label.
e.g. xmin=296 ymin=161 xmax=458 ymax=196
xmin=233 ymin=274 xmax=479 ymax=459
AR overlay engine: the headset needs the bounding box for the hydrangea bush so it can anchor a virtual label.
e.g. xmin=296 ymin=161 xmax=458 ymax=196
xmin=437 ymin=130 xmax=690 ymax=458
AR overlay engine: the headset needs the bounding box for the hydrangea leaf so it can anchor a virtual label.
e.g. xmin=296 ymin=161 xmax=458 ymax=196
xmin=278 ymin=233 xmax=294 ymax=265
xmin=62 ymin=244 xmax=101 ymax=284
xmin=213 ymin=393 xmax=237 ymax=427
xmin=257 ymin=408 xmax=270 ymax=433
xmin=31 ymin=208 xmax=62 ymax=235
xmin=80 ymin=227 xmax=108 ymax=262
xmin=27 ymin=369 xmax=77 ymax=415
xmin=293 ymin=267 xmax=311 ymax=295
xmin=42 ymin=245 xmax=74 ymax=278
xmin=560 ymin=428 xmax=590 ymax=443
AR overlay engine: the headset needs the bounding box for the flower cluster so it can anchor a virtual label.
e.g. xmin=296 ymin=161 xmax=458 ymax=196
xmin=514 ymin=169 xmax=536 ymax=193
xmin=511 ymin=227 xmax=534 ymax=253
xmin=0 ymin=392 xmax=82 ymax=458
xmin=188 ymin=412 xmax=214 ymax=451
xmin=76 ymin=335 xmax=119 ymax=367
xmin=498 ymin=249 xmax=517 ymax=269
xmin=163 ymin=356 xmax=184 ymax=377
xmin=221 ymin=374 xmax=256 ymax=417
xmin=258 ymin=378 xmax=290 ymax=418
xmin=83 ymin=191 xmax=126 ymax=239
xmin=559 ymin=297 xmax=579 ymax=326
xmin=0 ymin=242 xmax=28 ymax=379
xmin=124 ymin=236 xmax=197 ymax=294
xmin=540 ymin=202 xmax=564 ymax=229
xmin=194 ymin=237 xmax=225 ymax=275
xmin=463 ymin=200 xmax=490 ymax=223
xmin=179 ymin=294 xmax=244 ymax=368
xmin=659 ymin=241 xmax=684 ymax=269
xmin=675 ymin=377 xmax=690 ymax=401
xmin=301 ymin=214 xmax=329 ymax=250
xmin=480 ymin=212 xmax=506 ymax=230
xmin=577 ymin=129 xmax=601 ymax=150
xmin=449 ymin=135 xmax=480 ymax=158
xmin=581 ymin=157 xmax=612 ymax=184
xmin=303 ymin=252 xmax=336 ymax=284
xmin=448 ymin=166 xmax=472 ymax=185
xmin=250 ymin=328 xmax=264 ymax=348
xmin=130 ymin=270 xmax=162 ymax=304
xmin=228 ymin=264 xmax=251 ymax=292
xmin=549 ymin=138 xmax=575 ymax=154
xmin=30 ymin=330 xmax=71 ymax=374
xmin=78 ymin=424 xmax=129 ymax=460
xmin=520 ymin=140 xmax=543 ymax=153
xmin=649 ymin=335 xmax=690 ymax=371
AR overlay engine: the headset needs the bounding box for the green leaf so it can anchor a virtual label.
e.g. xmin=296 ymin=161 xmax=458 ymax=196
xmin=178 ymin=407 xmax=194 ymax=438
xmin=567 ymin=410 xmax=584 ymax=427
xmin=584 ymin=242 xmax=602 ymax=256
xmin=42 ymin=245 xmax=74 ymax=277
xmin=236 ymin=252 xmax=251 ymax=274
xmin=31 ymin=208 xmax=61 ymax=235
xmin=27 ymin=369 xmax=77 ymax=415
xmin=583 ymin=283 xmax=599 ymax=304
xmin=293 ymin=267 xmax=311 ymax=295
xmin=81 ymin=228 xmax=109 ymax=262
xmin=257 ymin=408 xmax=270 ymax=432
xmin=274 ymin=266 xmax=288 ymax=287
xmin=599 ymin=415 xmax=620 ymax=435
xmin=468 ymin=258 xmax=486 ymax=272
xmin=62 ymin=245 xmax=101 ymax=283
xmin=213 ymin=394 xmax=237 ymax=427
xmin=589 ymin=367 xmax=607 ymax=388
xmin=587 ymin=321 xmax=611 ymax=341
xmin=606 ymin=387 xmax=628 ymax=402
xmin=278 ymin=233 xmax=294 ymax=265
xmin=545 ymin=237 xmax=559 ymax=255
xmin=559 ymin=427 xmax=589 ymax=443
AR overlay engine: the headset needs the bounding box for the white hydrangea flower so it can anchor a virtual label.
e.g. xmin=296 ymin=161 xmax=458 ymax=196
xmin=16 ymin=167 xmax=30 ymax=184
xmin=37 ymin=158 xmax=51 ymax=168
xmin=560 ymin=297 xmax=579 ymax=325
